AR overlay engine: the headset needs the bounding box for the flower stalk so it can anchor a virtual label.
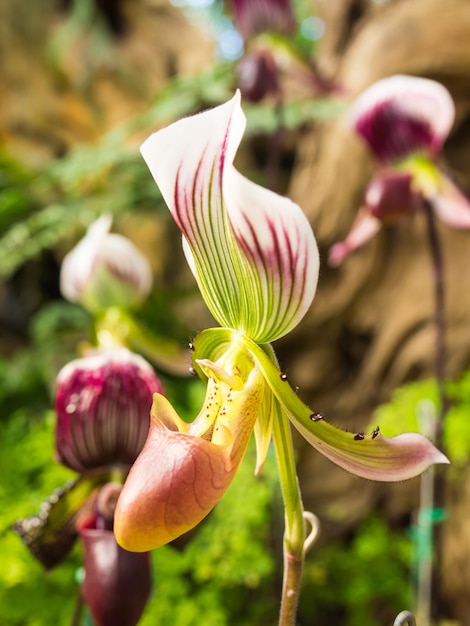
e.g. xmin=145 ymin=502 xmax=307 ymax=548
xmin=419 ymin=201 xmax=449 ymax=625
xmin=95 ymin=306 xmax=190 ymax=376
xmin=272 ymin=401 xmax=306 ymax=626
xmin=422 ymin=200 xmax=448 ymax=437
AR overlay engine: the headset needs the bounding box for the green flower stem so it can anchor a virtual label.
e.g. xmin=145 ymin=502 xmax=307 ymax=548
xmin=421 ymin=201 xmax=449 ymax=624
xmin=422 ymin=202 xmax=448 ymax=439
xmin=272 ymin=401 xmax=306 ymax=626
xmin=95 ymin=307 xmax=190 ymax=376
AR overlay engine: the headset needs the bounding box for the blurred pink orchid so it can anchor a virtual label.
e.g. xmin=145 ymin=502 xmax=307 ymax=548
xmin=60 ymin=214 xmax=152 ymax=313
xmin=329 ymin=75 xmax=470 ymax=266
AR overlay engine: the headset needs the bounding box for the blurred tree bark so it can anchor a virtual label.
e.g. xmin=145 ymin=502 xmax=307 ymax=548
xmin=0 ymin=0 xmax=213 ymax=164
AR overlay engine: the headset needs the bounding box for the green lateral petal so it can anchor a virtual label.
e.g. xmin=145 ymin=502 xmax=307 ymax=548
xmin=237 ymin=334 xmax=449 ymax=482
xmin=141 ymin=93 xmax=319 ymax=342
xmin=13 ymin=471 xmax=116 ymax=570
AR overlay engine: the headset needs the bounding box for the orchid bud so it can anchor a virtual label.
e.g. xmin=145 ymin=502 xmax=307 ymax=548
xmin=55 ymin=348 xmax=163 ymax=472
xmin=80 ymin=528 xmax=152 ymax=626
xmin=60 ymin=214 xmax=152 ymax=314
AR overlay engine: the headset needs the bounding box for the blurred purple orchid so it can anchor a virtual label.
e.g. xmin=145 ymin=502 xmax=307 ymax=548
xmin=15 ymin=348 xmax=162 ymax=626
xmin=228 ymin=0 xmax=299 ymax=103
xmin=329 ymin=75 xmax=470 ymax=266
xmin=229 ymin=0 xmax=296 ymax=41
xmin=60 ymin=213 xmax=190 ymax=376
xmin=113 ymin=92 xmax=448 ymax=553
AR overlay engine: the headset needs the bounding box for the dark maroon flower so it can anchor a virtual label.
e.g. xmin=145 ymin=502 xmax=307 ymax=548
xmin=55 ymin=347 xmax=164 ymax=472
xmin=79 ymin=482 xmax=152 ymax=626
xmin=365 ymin=171 xmax=421 ymax=222
xmin=328 ymin=170 xmax=422 ymax=266
xmin=237 ymin=49 xmax=279 ymax=102
xmin=80 ymin=529 xmax=151 ymax=626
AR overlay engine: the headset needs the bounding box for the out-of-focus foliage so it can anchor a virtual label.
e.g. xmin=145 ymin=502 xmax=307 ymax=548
xmin=0 ymin=408 xmax=79 ymax=626
xmin=0 ymin=63 xmax=234 ymax=281
xmin=373 ymin=373 xmax=470 ymax=468
xmin=299 ymin=516 xmax=413 ymax=626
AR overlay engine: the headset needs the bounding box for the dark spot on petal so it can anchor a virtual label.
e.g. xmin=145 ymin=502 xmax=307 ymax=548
xmin=310 ymin=412 xmax=324 ymax=422
xmin=371 ymin=426 xmax=380 ymax=439
xmin=354 ymin=432 xmax=365 ymax=441
xmin=280 ymin=373 xmax=288 ymax=381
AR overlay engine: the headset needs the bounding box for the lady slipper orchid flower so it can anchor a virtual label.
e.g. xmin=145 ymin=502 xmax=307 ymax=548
xmin=116 ymin=357 xmax=264 ymax=551
xmin=114 ymin=92 xmax=448 ymax=553
xmin=60 ymin=214 xmax=152 ymax=313
xmin=329 ymin=74 xmax=470 ymax=266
